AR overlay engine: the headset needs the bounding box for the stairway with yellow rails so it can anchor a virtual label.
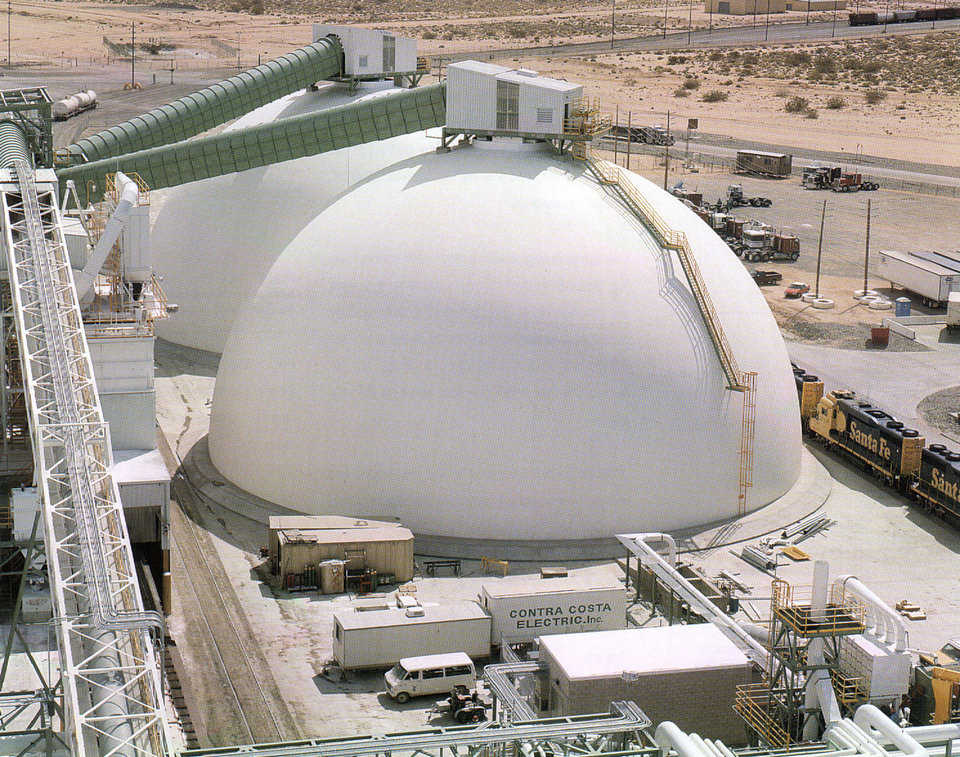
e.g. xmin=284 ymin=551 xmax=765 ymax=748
xmin=565 ymin=106 xmax=757 ymax=513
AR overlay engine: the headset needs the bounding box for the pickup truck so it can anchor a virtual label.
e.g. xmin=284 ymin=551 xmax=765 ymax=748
xmin=752 ymin=270 xmax=783 ymax=286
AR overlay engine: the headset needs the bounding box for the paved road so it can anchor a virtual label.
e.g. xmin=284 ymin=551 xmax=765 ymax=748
xmin=445 ymin=17 xmax=960 ymax=61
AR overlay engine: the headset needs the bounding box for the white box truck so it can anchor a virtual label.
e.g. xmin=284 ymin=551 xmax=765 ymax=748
xmin=480 ymin=574 xmax=627 ymax=646
xmin=332 ymin=601 xmax=492 ymax=670
xmin=947 ymin=291 xmax=960 ymax=332
xmin=877 ymin=250 xmax=960 ymax=308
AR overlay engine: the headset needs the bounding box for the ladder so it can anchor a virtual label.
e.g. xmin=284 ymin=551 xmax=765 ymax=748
xmin=1 ymin=160 xmax=169 ymax=757
xmin=579 ymin=150 xmax=747 ymax=392
xmin=575 ymin=149 xmax=759 ymax=512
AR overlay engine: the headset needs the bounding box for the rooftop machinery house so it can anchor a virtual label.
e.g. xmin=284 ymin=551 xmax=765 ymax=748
xmin=441 ymin=61 xmax=585 ymax=150
xmin=313 ymin=25 xmax=424 ymax=87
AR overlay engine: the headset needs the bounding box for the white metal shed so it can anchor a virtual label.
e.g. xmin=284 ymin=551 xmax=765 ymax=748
xmin=313 ymin=25 xmax=417 ymax=77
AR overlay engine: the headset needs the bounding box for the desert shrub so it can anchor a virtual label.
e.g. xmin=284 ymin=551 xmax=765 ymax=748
xmin=865 ymin=88 xmax=887 ymax=103
xmin=668 ymin=54 xmax=687 ymax=64
xmin=783 ymin=50 xmax=811 ymax=66
xmin=813 ymin=54 xmax=836 ymax=73
xmin=708 ymin=50 xmax=724 ymax=61
xmin=775 ymin=87 xmax=791 ymax=97
xmin=422 ymin=30 xmax=437 ymax=39
xmin=674 ymin=88 xmax=690 ymax=97
xmin=702 ymin=89 xmax=728 ymax=102
xmin=804 ymin=108 xmax=819 ymax=119
xmin=682 ymin=77 xmax=700 ymax=89
xmin=825 ymin=95 xmax=846 ymax=109
xmin=784 ymin=95 xmax=809 ymax=113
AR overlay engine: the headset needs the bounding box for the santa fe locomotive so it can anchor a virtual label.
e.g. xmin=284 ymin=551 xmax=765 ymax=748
xmin=793 ymin=364 xmax=960 ymax=526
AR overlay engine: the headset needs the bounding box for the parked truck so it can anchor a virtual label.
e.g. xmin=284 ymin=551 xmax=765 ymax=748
xmin=332 ymin=601 xmax=492 ymax=671
xmin=712 ymin=184 xmax=772 ymax=212
xmin=737 ymin=226 xmax=800 ymax=262
xmin=877 ymin=250 xmax=960 ymax=308
xmin=479 ymin=574 xmax=627 ymax=646
xmin=802 ymin=165 xmax=878 ymax=191
xmin=947 ymin=291 xmax=960 ymax=331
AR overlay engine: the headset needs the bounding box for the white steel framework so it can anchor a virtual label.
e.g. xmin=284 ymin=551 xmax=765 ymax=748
xmin=0 ymin=161 xmax=169 ymax=757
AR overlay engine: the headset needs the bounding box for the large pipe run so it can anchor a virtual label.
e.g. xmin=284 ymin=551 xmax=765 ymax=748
xmin=0 ymin=120 xmax=31 ymax=169
xmin=854 ymin=704 xmax=925 ymax=757
xmin=67 ymin=36 xmax=343 ymax=164
xmin=835 ymin=575 xmax=908 ymax=652
xmin=59 ymin=82 xmax=446 ymax=204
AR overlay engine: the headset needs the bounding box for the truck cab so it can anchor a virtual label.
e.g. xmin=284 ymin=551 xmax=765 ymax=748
xmin=384 ymin=652 xmax=477 ymax=703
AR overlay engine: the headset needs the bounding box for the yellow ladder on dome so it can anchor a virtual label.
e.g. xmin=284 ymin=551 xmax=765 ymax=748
xmin=572 ymin=142 xmax=759 ymax=512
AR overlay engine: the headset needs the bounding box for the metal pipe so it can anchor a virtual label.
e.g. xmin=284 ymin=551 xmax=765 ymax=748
xmin=835 ymin=575 xmax=908 ymax=651
xmin=0 ymin=118 xmax=30 ymax=168
xmin=628 ymin=532 xmax=677 ymax=566
xmin=904 ymin=726 xmax=960 ymax=743
xmin=655 ymin=722 xmax=710 ymax=757
xmin=855 ymin=704 xmax=925 ymax=756
xmin=68 ymin=36 xmax=344 ymax=164
xmin=75 ymin=171 xmax=139 ymax=299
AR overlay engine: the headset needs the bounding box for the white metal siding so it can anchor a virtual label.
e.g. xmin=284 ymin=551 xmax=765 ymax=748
xmin=339 ymin=617 xmax=492 ymax=669
xmin=446 ymin=66 xmax=498 ymax=131
xmin=118 ymin=480 xmax=169 ymax=510
xmin=88 ymin=336 xmax=155 ymax=392
xmin=517 ymin=83 xmax=580 ymax=136
xmin=483 ymin=587 xmax=627 ymax=645
xmin=877 ymin=252 xmax=955 ymax=302
xmin=395 ymin=37 xmax=418 ymax=72
xmin=121 ymin=205 xmax=151 ymax=282
xmin=100 ymin=391 xmax=157 ymax=450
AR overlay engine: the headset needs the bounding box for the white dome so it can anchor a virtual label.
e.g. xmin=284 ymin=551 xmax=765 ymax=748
xmin=151 ymin=82 xmax=431 ymax=353
xmin=209 ymin=142 xmax=802 ymax=541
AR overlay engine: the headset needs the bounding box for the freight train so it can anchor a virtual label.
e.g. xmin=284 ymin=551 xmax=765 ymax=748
xmin=792 ymin=364 xmax=960 ymax=525
xmin=849 ymin=7 xmax=960 ymax=25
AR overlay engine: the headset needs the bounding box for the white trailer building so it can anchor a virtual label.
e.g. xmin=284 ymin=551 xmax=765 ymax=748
xmin=445 ymin=61 xmax=582 ymax=139
xmin=313 ymin=25 xmax=418 ymax=78
xmin=877 ymin=250 xmax=960 ymax=308
xmin=332 ymin=601 xmax=492 ymax=670
xmin=480 ymin=574 xmax=626 ymax=646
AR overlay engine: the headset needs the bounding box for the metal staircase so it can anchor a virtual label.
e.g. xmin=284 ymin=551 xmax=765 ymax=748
xmin=1 ymin=160 xmax=169 ymax=757
xmin=578 ymin=150 xmax=748 ymax=393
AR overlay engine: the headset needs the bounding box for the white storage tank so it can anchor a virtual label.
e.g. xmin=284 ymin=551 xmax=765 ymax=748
xmin=209 ymin=141 xmax=803 ymax=542
xmin=480 ymin=573 xmax=627 ymax=646
xmin=446 ymin=61 xmax=582 ymax=137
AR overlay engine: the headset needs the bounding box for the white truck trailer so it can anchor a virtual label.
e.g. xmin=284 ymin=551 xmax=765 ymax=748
xmin=480 ymin=574 xmax=627 ymax=646
xmin=332 ymin=601 xmax=492 ymax=670
xmin=877 ymin=250 xmax=960 ymax=308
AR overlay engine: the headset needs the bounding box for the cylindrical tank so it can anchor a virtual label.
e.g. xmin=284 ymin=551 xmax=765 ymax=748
xmin=320 ymin=560 xmax=345 ymax=594
xmin=53 ymin=96 xmax=79 ymax=119
xmin=209 ymin=144 xmax=803 ymax=541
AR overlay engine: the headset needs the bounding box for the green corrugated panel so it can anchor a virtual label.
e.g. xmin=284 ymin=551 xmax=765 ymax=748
xmin=59 ymin=83 xmax=446 ymax=204
xmin=68 ymin=36 xmax=343 ymax=164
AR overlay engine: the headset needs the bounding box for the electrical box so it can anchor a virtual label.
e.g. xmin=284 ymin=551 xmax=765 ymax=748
xmin=446 ymin=61 xmax=582 ymax=137
xmin=838 ymin=634 xmax=911 ymax=701
xmin=12 ymin=486 xmax=40 ymax=543
xmin=313 ymin=25 xmax=417 ymax=77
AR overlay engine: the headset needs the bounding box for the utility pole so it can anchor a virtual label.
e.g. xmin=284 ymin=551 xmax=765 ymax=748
xmin=764 ymin=0 xmax=771 ymax=39
xmin=663 ymin=0 xmax=669 ymax=38
xmin=626 ymin=110 xmax=631 ymax=171
xmin=130 ymin=22 xmax=135 ymax=87
xmin=815 ymin=200 xmax=826 ymax=298
xmin=612 ymin=0 xmax=616 ymax=48
xmin=663 ymin=110 xmax=671 ymax=190
xmin=6 ymin=0 xmax=10 ymax=67
xmin=832 ymin=0 xmax=838 ymax=36
xmin=863 ymin=198 xmax=872 ymax=295
xmin=614 ymin=104 xmax=620 ymax=166
xmin=687 ymin=0 xmax=693 ymax=43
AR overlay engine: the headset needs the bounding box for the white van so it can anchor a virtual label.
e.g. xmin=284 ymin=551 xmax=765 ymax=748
xmin=384 ymin=652 xmax=477 ymax=703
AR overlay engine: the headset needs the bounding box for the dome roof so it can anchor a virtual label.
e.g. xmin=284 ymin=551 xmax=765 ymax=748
xmin=151 ymin=81 xmax=431 ymax=353
xmin=208 ymin=142 xmax=801 ymax=540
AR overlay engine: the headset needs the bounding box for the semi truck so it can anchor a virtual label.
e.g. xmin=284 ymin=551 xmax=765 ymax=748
xmin=877 ymin=250 xmax=960 ymax=308
xmin=738 ymin=227 xmax=800 ymax=262
xmin=332 ymin=601 xmax=492 ymax=670
xmin=802 ymin=165 xmax=879 ymax=191
xmin=479 ymin=574 xmax=627 ymax=646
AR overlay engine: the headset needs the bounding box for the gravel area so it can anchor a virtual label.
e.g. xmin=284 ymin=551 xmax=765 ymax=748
xmin=918 ymin=385 xmax=960 ymax=439
xmin=781 ymin=317 xmax=929 ymax=352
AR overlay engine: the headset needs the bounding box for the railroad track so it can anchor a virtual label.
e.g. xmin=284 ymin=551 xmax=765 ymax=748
xmin=171 ymin=478 xmax=297 ymax=746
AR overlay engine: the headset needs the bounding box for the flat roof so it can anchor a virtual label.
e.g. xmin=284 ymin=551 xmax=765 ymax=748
xmin=541 ymin=624 xmax=750 ymax=681
xmin=910 ymin=250 xmax=960 ymax=274
xmin=448 ymin=60 xmax=580 ymax=92
xmin=334 ymin=601 xmax=489 ymax=630
xmin=481 ymin=574 xmax=622 ymax=598
xmin=399 ymin=652 xmax=474 ymax=669
xmin=111 ymin=448 xmax=170 ymax=486
xmin=737 ymin=150 xmax=790 ymax=158
xmin=269 ymin=515 xmax=402 ymax=530
xmin=880 ymin=249 xmax=960 ymax=277
xmin=278 ymin=526 xmax=413 ymax=545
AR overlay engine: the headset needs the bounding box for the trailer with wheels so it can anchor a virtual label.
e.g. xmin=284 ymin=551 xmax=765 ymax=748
xmin=876 ymin=250 xmax=960 ymax=308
